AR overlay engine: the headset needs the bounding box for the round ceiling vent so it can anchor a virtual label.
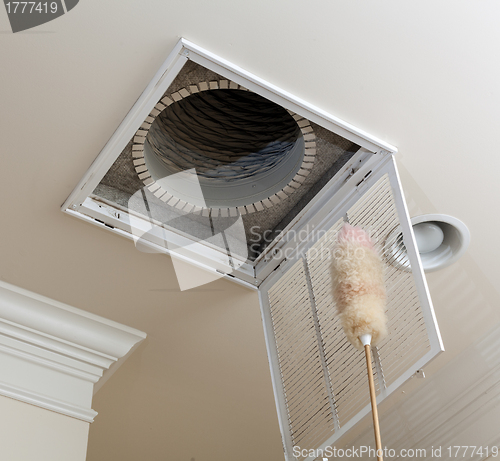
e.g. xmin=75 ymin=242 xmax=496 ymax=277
xmin=132 ymin=80 xmax=315 ymax=211
xmin=385 ymin=214 xmax=470 ymax=272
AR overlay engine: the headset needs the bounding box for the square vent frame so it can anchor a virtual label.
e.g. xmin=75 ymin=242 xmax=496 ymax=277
xmin=62 ymin=38 xmax=397 ymax=290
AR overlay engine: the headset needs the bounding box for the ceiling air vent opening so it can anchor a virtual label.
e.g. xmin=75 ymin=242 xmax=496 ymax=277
xmin=91 ymin=59 xmax=361 ymax=263
xmin=144 ymin=88 xmax=306 ymax=208
xmin=384 ymin=214 xmax=470 ymax=273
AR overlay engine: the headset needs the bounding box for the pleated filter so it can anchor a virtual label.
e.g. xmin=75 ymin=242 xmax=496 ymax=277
xmin=259 ymin=157 xmax=443 ymax=461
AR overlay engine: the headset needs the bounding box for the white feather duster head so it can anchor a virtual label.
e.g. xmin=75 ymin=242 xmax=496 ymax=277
xmin=331 ymin=223 xmax=388 ymax=350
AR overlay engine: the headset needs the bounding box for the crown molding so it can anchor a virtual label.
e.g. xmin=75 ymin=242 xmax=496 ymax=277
xmin=0 ymin=280 xmax=146 ymax=422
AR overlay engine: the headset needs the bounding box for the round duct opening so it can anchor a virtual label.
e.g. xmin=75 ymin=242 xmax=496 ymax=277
xmin=143 ymin=88 xmax=306 ymax=208
xmin=385 ymin=214 xmax=470 ymax=272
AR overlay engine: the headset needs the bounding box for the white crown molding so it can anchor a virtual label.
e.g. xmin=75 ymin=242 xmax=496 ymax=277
xmin=0 ymin=380 xmax=98 ymax=422
xmin=0 ymin=280 xmax=146 ymax=422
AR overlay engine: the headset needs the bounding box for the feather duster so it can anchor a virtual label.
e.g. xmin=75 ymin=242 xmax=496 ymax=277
xmin=331 ymin=223 xmax=388 ymax=349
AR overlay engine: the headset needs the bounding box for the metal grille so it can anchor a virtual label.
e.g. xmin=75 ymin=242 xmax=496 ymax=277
xmin=347 ymin=175 xmax=431 ymax=387
xmin=268 ymin=259 xmax=336 ymax=451
xmin=306 ymin=218 xmax=380 ymax=429
xmin=263 ymin=168 xmax=440 ymax=461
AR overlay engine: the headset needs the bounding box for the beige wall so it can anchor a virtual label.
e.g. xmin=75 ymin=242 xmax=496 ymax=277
xmin=0 ymin=396 xmax=89 ymax=461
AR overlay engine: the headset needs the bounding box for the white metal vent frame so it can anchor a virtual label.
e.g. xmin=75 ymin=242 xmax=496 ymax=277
xmin=61 ymin=38 xmax=397 ymax=289
xmin=258 ymin=153 xmax=444 ymax=461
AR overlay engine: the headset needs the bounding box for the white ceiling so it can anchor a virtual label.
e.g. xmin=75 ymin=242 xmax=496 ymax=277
xmin=1 ymin=1 xmax=500 ymax=460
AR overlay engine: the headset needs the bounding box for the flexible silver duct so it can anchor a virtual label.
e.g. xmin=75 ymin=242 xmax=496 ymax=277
xmin=146 ymin=89 xmax=301 ymax=182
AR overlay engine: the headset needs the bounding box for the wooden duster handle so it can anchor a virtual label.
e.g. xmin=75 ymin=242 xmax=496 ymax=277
xmin=364 ymin=344 xmax=383 ymax=461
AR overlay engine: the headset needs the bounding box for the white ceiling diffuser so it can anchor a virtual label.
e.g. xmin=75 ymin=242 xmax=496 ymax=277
xmin=385 ymin=214 xmax=470 ymax=273
xmin=62 ymin=39 xmax=443 ymax=460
